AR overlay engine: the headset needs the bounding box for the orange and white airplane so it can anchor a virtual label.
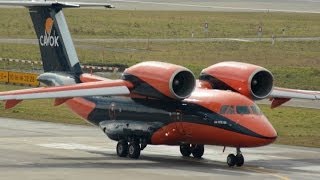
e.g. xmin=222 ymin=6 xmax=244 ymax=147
xmin=0 ymin=1 xmax=319 ymax=167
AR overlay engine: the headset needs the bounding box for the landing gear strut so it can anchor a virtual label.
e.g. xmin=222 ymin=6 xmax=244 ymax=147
xmin=227 ymin=147 xmax=244 ymax=167
xmin=179 ymin=144 xmax=204 ymax=159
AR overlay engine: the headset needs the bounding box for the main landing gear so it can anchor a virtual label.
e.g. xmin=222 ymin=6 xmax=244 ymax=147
xmin=227 ymin=147 xmax=244 ymax=167
xmin=179 ymin=144 xmax=205 ymax=158
xmin=116 ymin=138 xmax=147 ymax=159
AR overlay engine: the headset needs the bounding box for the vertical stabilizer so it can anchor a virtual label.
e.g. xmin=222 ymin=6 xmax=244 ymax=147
xmin=0 ymin=1 xmax=113 ymax=74
xmin=29 ymin=6 xmax=82 ymax=74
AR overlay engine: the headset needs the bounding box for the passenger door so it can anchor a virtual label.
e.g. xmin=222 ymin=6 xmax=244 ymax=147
xmin=171 ymin=110 xmax=192 ymax=138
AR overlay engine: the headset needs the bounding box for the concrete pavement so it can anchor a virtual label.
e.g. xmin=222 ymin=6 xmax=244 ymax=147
xmin=0 ymin=117 xmax=319 ymax=180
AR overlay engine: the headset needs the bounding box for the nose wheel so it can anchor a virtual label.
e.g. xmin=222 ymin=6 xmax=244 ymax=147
xmin=227 ymin=147 xmax=244 ymax=167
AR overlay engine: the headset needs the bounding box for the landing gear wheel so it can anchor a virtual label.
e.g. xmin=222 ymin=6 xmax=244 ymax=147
xmin=180 ymin=144 xmax=191 ymax=157
xmin=227 ymin=154 xmax=237 ymax=167
xmin=236 ymin=154 xmax=244 ymax=167
xmin=116 ymin=140 xmax=128 ymax=157
xmin=128 ymin=142 xmax=141 ymax=159
xmin=192 ymin=144 xmax=204 ymax=158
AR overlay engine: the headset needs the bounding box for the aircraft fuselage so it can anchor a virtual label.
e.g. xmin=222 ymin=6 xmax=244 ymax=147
xmin=65 ymin=89 xmax=277 ymax=148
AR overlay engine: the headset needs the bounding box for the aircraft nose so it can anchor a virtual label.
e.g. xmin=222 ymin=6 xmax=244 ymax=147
xmin=263 ymin=117 xmax=277 ymax=138
xmin=259 ymin=116 xmax=277 ymax=145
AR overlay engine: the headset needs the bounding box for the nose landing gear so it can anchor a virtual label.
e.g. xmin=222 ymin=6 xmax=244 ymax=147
xmin=227 ymin=147 xmax=244 ymax=167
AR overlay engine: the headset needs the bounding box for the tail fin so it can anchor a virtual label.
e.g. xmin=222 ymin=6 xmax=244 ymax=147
xmin=0 ymin=1 xmax=113 ymax=74
xmin=29 ymin=6 xmax=82 ymax=74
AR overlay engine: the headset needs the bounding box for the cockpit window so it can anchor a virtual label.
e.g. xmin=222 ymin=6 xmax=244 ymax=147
xmin=236 ymin=106 xmax=251 ymax=114
xmin=226 ymin=105 xmax=235 ymax=114
xmin=220 ymin=105 xmax=262 ymax=115
xmin=220 ymin=105 xmax=235 ymax=114
xmin=220 ymin=105 xmax=228 ymax=114
xmin=250 ymin=105 xmax=262 ymax=115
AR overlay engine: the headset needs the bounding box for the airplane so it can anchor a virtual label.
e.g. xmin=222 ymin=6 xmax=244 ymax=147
xmin=0 ymin=1 xmax=319 ymax=167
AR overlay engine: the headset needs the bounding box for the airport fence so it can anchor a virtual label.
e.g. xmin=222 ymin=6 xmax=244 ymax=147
xmin=0 ymin=57 xmax=126 ymax=87
xmin=0 ymin=57 xmax=122 ymax=73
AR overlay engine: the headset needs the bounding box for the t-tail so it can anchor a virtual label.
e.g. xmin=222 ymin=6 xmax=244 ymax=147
xmin=0 ymin=1 xmax=113 ymax=75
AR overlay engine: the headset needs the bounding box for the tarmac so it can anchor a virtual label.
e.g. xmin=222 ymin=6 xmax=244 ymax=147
xmin=0 ymin=117 xmax=319 ymax=180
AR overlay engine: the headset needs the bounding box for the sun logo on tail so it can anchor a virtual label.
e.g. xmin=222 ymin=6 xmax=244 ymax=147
xmin=39 ymin=17 xmax=59 ymax=47
xmin=45 ymin=18 xmax=54 ymax=35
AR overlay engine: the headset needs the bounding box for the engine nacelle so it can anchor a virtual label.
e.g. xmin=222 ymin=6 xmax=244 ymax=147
xmin=199 ymin=61 xmax=274 ymax=100
xmin=122 ymin=61 xmax=196 ymax=100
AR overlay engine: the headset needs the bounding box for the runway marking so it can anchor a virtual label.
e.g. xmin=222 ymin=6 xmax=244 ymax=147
xmin=291 ymin=166 xmax=320 ymax=173
xmin=227 ymin=38 xmax=252 ymax=42
xmin=38 ymin=143 xmax=291 ymax=179
xmin=244 ymin=167 xmax=290 ymax=180
xmin=38 ymin=143 xmax=106 ymax=151
xmin=111 ymin=0 xmax=320 ymax=14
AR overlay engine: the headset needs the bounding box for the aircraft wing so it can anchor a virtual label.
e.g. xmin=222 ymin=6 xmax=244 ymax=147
xmin=268 ymin=87 xmax=320 ymax=108
xmin=0 ymin=80 xmax=131 ymax=109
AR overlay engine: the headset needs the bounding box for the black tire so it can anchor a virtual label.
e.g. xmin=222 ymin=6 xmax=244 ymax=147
xmin=180 ymin=144 xmax=191 ymax=157
xmin=128 ymin=143 xmax=141 ymax=159
xmin=236 ymin=154 xmax=244 ymax=167
xmin=227 ymin=154 xmax=236 ymax=167
xmin=116 ymin=140 xmax=128 ymax=157
xmin=192 ymin=144 xmax=204 ymax=158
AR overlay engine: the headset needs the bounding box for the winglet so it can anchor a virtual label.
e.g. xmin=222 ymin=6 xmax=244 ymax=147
xmin=5 ymin=100 xmax=23 ymax=109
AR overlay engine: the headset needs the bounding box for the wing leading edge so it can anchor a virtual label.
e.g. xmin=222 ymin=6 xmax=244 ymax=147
xmin=268 ymin=87 xmax=320 ymax=108
xmin=0 ymin=80 xmax=132 ymax=109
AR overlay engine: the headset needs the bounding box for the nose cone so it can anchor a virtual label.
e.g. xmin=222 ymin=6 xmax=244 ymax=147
xmin=236 ymin=115 xmax=277 ymax=147
xmin=260 ymin=115 xmax=277 ymax=139
xmin=254 ymin=115 xmax=277 ymax=146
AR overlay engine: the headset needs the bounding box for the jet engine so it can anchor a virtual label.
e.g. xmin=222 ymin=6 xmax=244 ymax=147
xmin=122 ymin=61 xmax=196 ymax=100
xmin=199 ymin=62 xmax=274 ymax=100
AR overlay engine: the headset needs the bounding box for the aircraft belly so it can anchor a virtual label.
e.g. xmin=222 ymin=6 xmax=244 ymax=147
xmin=99 ymin=120 xmax=165 ymax=142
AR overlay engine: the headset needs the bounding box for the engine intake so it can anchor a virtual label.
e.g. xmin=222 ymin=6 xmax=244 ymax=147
xmin=250 ymin=70 xmax=274 ymax=99
xmin=200 ymin=61 xmax=274 ymax=100
xmin=122 ymin=61 xmax=196 ymax=100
